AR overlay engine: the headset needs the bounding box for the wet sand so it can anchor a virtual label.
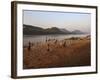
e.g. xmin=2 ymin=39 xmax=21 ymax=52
xmin=23 ymin=36 xmax=91 ymax=69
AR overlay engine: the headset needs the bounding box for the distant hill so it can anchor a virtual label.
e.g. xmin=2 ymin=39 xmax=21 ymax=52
xmin=23 ymin=24 xmax=84 ymax=35
xmin=60 ymin=28 xmax=71 ymax=33
xmin=23 ymin=24 xmax=44 ymax=35
xmin=45 ymin=27 xmax=66 ymax=34
xmin=71 ymin=30 xmax=84 ymax=34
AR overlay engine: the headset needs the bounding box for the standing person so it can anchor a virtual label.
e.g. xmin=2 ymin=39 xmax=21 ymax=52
xmin=28 ymin=41 xmax=31 ymax=51
xmin=46 ymin=36 xmax=47 ymax=42
xmin=47 ymin=43 xmax=50 ymax=51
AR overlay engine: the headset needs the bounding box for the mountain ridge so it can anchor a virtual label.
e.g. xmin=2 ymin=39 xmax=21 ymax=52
xmin=23 ymin=24 xmax=84 ymax=35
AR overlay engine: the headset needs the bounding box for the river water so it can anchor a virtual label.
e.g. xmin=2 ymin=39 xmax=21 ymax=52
xmin=23 ymin=34 xmax=88 ymax=46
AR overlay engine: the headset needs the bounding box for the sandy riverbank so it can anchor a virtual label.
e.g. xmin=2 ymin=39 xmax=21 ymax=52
xmin=23 ymin=36 xmax=91 ymax=69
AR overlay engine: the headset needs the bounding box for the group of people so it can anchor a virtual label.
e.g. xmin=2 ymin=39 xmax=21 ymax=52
xmin=45 ymin=38 xmax=72 ymax=52
xmin=27 ymin=38 xmax=72 ymax=51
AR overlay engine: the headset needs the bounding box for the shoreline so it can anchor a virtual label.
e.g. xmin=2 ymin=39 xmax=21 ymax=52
xmin=23 ymin=36 xmax=91 ymax=69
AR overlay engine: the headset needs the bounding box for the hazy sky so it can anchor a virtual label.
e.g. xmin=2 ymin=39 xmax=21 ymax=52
xmin=23 ymin=10 xmax=91 ymax=33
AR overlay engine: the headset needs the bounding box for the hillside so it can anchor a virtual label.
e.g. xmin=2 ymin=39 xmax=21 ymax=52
xmin=23 ymin=24 xmax=84 ymax=35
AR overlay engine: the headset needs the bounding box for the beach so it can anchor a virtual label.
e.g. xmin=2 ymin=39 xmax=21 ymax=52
xmin=23 ymin=36 xmax=91 ymax=69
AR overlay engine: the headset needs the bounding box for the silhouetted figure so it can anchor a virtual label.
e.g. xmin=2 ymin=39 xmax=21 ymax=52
xmin=32 ymin=43 xmax=34 ymax=46
xmin=54 ymin=40 xmax=57 ymax=44
xmin=46 ymin=39 xmax=47 ymax=42
xmin=47 ymin=43 xmax=50 ymax=51
xmin=28 ymin=41 xmax=31 ymax=51
xmin=62 ymin=41 xmax=66 ymax=47
xmin=46 ymin=37 xmax=48 ymax=42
